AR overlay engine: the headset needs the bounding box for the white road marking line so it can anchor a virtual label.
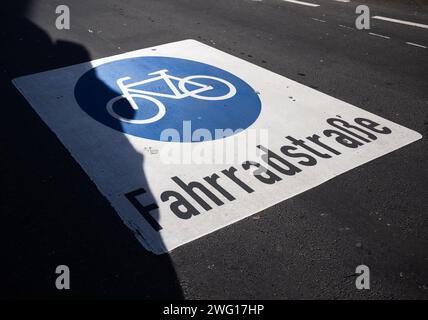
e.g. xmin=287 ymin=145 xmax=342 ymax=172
xmin=406 ymin=42 xmax=427 ymax=49
xmin=334 ymin=0 xmax=350 ymax=3
xmin=372 ymin=16 xmax=428 ymax=29
xmin=282 ymin=0 xmax=320 ymax=7
xmin=368 ymin=32 xmax=390 ymax=39
xmin=312 ymin=18 xmax=326 ymax=23
xmin=338 ymin=24 xmax=354 ymax=30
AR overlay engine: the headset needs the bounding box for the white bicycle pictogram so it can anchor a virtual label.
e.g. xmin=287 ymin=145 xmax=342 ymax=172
xmin=106 ymin=69 xmax=237 ymax=124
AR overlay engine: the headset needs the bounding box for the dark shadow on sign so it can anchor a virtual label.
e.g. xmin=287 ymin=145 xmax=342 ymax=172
xmin=0 ymin=1 xmax=183 ymax=299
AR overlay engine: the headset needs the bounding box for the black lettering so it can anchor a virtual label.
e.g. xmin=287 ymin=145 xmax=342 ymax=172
xmin=203 ymin=173 xmax=235 ymax=202
xmin=323 ymin=129 xmax=364 ymax=148
xmin=242 ymin=161 xmax=282 ymax=185
xmin=125 ymin=188 xmax=162 ymax=231
xmin=286 ymin=136 xmax=332 ymax=159
xmin=171 ymin=176 xmax=223 ymax=211
xmin=160 ymin=190 xmax=199 ymax=219
xmin=354 ymin=117 xmax=392 ymax=134
xmin=280 ymin=145 xmax=317 ymax=166
xmin=257 ymin=145 xmax=302 ymax=176
xmin=327 ymin=118 xmax=376 ymax=142
xmin=306 ymin=134 xmax=341 ymax=155
xmin=221 ymin=166 xmax=254 ymax=194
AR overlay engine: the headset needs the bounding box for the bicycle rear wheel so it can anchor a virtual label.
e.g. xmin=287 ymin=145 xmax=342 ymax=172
xmin=106 ymin=94 xmax=166 ymax=124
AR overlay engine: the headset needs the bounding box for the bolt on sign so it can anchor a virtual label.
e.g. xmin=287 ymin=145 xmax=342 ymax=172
xmin=13 ymin=40 xmax=422 ymax=254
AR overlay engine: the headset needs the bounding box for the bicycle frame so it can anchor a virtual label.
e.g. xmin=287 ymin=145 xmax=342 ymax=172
xmin=116 ymin=69 xmax=213 ymax=101
xmin=107 ymin=68 xmax=237 ymax=124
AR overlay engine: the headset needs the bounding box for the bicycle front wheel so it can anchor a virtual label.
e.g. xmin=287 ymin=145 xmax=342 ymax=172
xmin=178 ymin=75 xmax=237 ymax=101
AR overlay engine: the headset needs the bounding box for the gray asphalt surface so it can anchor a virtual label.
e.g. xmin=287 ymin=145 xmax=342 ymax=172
xmin=1 ymin=0 xmax=427 ymax=299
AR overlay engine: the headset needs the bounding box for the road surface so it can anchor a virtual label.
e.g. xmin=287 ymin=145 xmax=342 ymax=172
xmin=1 ymin=0 xmax=427 ymax=299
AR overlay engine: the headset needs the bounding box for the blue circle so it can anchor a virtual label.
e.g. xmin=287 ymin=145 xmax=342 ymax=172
xmin=74 ymin=56 xmax=261 ymax=142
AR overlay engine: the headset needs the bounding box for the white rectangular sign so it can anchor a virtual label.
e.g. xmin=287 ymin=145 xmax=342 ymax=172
xmin=13 ymin=40 xmax=421 ymax=254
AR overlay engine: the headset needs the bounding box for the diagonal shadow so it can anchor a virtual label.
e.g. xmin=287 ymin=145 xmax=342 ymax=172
xmin=0 ymin=1 xmax=183 ymax=299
